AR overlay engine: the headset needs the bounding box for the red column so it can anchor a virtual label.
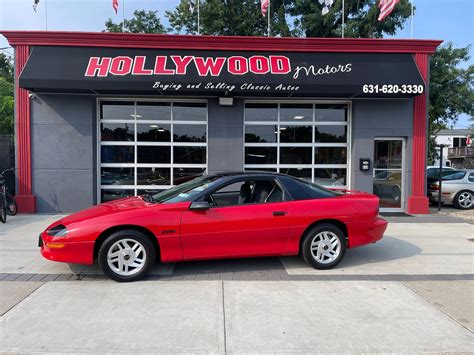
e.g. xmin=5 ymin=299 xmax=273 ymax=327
xmin=407 ymin=53 xmax=429 ymax=214
xmin=14 ymin=45 xmax=36 ymax=213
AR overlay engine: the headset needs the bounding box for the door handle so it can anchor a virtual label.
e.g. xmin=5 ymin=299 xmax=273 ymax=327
xmin=273 ymin=211 xmax=286 ymax=216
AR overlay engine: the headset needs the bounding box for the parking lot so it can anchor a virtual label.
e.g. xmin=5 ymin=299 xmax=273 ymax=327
xmin=1 ymin=214 xmax=473 ymax=353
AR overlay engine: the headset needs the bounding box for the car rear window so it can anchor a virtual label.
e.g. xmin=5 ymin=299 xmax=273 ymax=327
xmin=280 ymin=176 xmax=341 ymax=200
xmin=442 ymin=171 xmax=466 ymax=180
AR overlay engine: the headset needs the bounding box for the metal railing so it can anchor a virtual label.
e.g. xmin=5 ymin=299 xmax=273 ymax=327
xmin=447 ymin=146 xmax=474 ymax=158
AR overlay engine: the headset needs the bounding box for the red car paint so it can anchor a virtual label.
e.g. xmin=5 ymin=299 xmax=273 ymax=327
xmin=39 ymin=188 xmax=387 ymax=266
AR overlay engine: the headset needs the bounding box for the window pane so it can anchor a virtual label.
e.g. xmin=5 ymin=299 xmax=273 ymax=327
xmin=136 ymin=102 xmax=171 ymax=121
xmin=101 ymin=123 xmax=134 ymax=141
xmin=314 ymin=168 xmax=346 ymax=186
xmin=280 ymin=168 xmax=312 ymax=181
xmin=101 ymin=168 xmax=134 ymax=186
xmin=374 ymin=140 xmax=403 ymax=169
xmin=137 ymin=189 xmax=164 ymax=196
xmin=101 ymin=146 xmax=134 ymax=163
xmin=101 ymin=102 xmax=135 ymax=120
xmin=137 ymin=124 xmax=171 ymax=142
xmin=280 ymin=126 xmax=312 ymax=143
xmin=315 ymin=147 xmax=347 ymax=164
xmin=280 ymin=147 xmax=312 ymax=164
xmin=173 ymin=124 xmax=207 ymax=142
xmin=173 ymin=103 xmax=207 ymax=121
xmin=280 ymin=104 xmax=313 ymax=122
xmin=137 ymin=146 xmax=171 ymax=164
xmin=174 ymin=147 xmax=206 ymax=164
xmin=245 ymin=103 xmax=278 ymax=121
xmin=315 ymin=126 xmax=347 ymax=143
xmin=245 ymin=147 xmax=277 ymax=164
xmin=137 ymin=168 xmax=171 ymax=185
xmin=245 ymin=125 xmax=278 ymax=143
xmin=315 ymin=104 xmax=347 ymax=122
xmin=244 ymin=168 xmax=278 ymax=172
xmin=101 ymin=189 xmax=134 ymax=202
xmin=173 ymin=167 xmax=206 ymax=185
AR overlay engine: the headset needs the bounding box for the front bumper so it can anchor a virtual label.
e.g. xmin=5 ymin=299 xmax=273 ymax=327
xmin=39 ymin=232 xmax=94 ymax=265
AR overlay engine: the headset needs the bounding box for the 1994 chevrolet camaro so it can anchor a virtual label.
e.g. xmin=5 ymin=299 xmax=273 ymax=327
xmin=39 ymin=172 xmax=388 ymax=282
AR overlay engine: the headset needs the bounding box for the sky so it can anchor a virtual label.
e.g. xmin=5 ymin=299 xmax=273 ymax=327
xmin=0 ymin=0 xmax=472 ymax=127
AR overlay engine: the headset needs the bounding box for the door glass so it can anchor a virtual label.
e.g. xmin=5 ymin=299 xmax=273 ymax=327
xmin=373 ymin=140 xmax=403 ymax=209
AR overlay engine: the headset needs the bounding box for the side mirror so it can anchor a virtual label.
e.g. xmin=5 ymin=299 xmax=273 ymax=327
xmin=189 ymin=201 xmax=210 ymax=211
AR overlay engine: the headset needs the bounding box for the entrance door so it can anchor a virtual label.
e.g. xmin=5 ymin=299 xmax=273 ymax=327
xmin=373 ymin=139 xmax=405 ymax=212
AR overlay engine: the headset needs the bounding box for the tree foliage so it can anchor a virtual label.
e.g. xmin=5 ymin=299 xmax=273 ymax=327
xmin=0 ymin=53 xmax=14 ymax=135
xmin=427 ymin=43 xmax=474 ymax=163
xmin=104 ymin=10 xmax=167 ymax=34
xmin=166 ymin=0 xmax=412 ymax=37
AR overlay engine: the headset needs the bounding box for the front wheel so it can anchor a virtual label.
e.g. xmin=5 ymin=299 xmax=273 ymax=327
xmin=453 ymin=190 xmax=473 ymax=210
xmin=301 ymin=223 xmax=346 ymax=270
xmin=5 ymin=193 xmax=17 ymax=216
xmin=98 ymin=230 xmax=156 ymax=282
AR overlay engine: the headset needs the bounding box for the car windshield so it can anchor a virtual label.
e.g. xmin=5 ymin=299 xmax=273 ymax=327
xmin=151 ymin=175 xmax=221 ymax=204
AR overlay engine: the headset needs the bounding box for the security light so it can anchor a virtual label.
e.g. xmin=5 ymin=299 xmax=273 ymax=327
xmin=219 ymin=97 xmax=234 ymax=106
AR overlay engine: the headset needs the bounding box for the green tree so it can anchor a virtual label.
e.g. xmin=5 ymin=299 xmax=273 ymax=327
xmin=428 ymin=43 xmax=474 ymax=163
xmin=166 ymin=0 xmax=412 ymax=37
xmin=104 ymin=10 xmax=167 ymax=34
xmin=0 ymin=53 xmax=14 ymax=135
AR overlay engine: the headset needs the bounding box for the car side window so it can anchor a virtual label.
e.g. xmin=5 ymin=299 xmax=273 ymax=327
xmin=207 ymin=179 xmax=283 ymax=207
xmin=469 ymin=173 xmax=474 ymax=183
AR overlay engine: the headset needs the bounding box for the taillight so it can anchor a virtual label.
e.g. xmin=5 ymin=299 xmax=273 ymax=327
xmin=430 ymin=184 xmax=439 ymax=191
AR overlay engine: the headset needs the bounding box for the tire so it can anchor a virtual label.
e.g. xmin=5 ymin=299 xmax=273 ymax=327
xmin=453 ymin=190 xmax=473 ymax=210
xmin=5 ymin=193 xmax=17 ymax=216
xmin=98 ymin=229 xmax=156 ymax=282
xmin=0 ymin=198 xmax=6 ymax=223
xmin=392 ymin=186 xmax=401 ymax=204
xmin=301 ymin=223 xmax=346 ymax=270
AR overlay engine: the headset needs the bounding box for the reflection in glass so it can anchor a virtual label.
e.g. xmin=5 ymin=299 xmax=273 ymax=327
xmin=101 ymin=123 xmax=134 ymax=141
xmin=374 ymin=140 xmax=403 ymax=169
xmin=137 ymin=124 xmax=171 ymax=142
xmin=101 ymin=168 xmax=134 ymax=186
xmin=101 ymin=102 xmax=135 ymax=120
xmin=137 ymin=146 xmax=171 ymax=164
xmin=314 ymin=168 xmax=346 ymax=186
xmin=245 ymin=103 xmax=278 ymax=121
xmin=173 ymin=124 xmax=207 ymax=142
xmin=137 ymin=189 xmax=164 ymax=196
xmin=280 ymin=168 xmax=312 ymax=181
xmin=280 ymin=104 xmax=313 ymax=122
xmin=280 ymin=126 xmax=312 ymax=143
xmin=101 ymin=189 xmax=134 ymax=202
xmin=136 ymin=102 xmax=171 ymax=121
xmin=315 ymin=126 xmax=347 ymax=143
xmin=244 ymin=168 xmax=278 ymax=172
xmin=315 ymin=147 xmax=347 ymax=164
xmin=373 ymin=169 xmax=402 ymax=208
xmin=245 ymin=147 xmax=277 ymax=164
xmin=173 ymin=103 xmax=207 ymax=121
xmin=245 ymin=125 xmax=278 ymax=143
xmin=101 ymin=146 xmax=134 ymax=163
xmin=173 ymin=168 xmax=206 ymax=185
xmin=280 ymin=147 xmax=312 ymax=164
xmin=174 ymin=147 xmax=206 ymax=164
xmin=315 ymin=104 xmax=347 ymax=122
xmin=137 ymin=168 xmax=171 ymax=185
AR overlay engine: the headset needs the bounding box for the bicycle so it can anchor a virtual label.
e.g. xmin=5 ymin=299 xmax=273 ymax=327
xmin=0 ymin=168 xmax=18 ymax=223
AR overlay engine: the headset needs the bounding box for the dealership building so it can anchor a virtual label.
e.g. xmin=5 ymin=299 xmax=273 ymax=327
xmin=2 ymin=31 xmax=441 ymax=214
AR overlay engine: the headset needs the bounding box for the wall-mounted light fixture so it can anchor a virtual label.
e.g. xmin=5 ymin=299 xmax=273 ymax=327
xmin=219 ymin=97 xmax=234 ymax=106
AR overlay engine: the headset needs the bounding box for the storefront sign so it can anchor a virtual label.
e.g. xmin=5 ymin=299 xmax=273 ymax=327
xmin=19 ymin=46 xmax=425 ymax=97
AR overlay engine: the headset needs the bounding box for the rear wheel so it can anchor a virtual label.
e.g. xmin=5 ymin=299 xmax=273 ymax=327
xmin=5 ymin=193 xmax=17 ymax=216
xmin=98 ymin=229 xmax=155 ymax=282
xmin=0 ymin=198 xmax=6 ymax=223
xmin=453 ymin=190 xmax=473 ymax=210
xmin=301 ymin=223 xmax=346 ymax=269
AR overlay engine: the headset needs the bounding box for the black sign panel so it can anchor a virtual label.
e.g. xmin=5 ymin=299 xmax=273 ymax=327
xmin=19 ymin=46 xmax=425 ymax=97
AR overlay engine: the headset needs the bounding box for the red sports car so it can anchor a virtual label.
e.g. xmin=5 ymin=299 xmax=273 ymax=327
xmin=39 ymin=172 xmax=387 ymax=282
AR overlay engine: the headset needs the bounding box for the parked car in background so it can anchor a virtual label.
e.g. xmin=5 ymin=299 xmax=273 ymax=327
xmin=427 ymin=170 xmax=474 ymax=209
xmin=426 ymin=166 xmax=456 ymax=179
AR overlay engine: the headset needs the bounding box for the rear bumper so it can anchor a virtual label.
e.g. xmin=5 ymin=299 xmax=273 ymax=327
xmin=348 ymin=216 xmax=388 ymax=248
xmin=427 ymin=191 xmax=454 ymax=204
xmin=39 ymin=233 xmax=94 ymax=265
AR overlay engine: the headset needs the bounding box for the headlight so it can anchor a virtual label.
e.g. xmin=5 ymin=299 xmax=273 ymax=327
xmin=47 ymin=224 xmax=68 ymax=237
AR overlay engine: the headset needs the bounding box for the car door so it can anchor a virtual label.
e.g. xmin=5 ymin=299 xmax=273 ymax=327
xmin=179 ymin=177 xmax=292 ymax=259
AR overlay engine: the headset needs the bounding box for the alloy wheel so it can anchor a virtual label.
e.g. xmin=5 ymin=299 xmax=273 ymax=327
xmin=107 ymin=238 xmax=147 ymax=276
xmin=458 ymin=192 xmax=473 ymax=209
xmin=310 ymin=231 xmax=341 ymax=264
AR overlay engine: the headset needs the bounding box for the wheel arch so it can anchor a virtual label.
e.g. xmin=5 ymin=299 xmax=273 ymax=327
xmin=299 ymin=219 xmax=349 ymax=252
xmin=93 ymin=225 xmax=161 ymax=261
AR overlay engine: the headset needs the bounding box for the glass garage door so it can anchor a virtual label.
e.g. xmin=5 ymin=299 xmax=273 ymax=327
xmin=99 ymin=100 xmax=207 ymax=202
xmin=244 ymin=102 xmax=349 ymax=187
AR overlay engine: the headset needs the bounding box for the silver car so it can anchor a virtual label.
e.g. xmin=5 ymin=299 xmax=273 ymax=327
xmin=428 ymin=170 xmax=474 ymax=209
